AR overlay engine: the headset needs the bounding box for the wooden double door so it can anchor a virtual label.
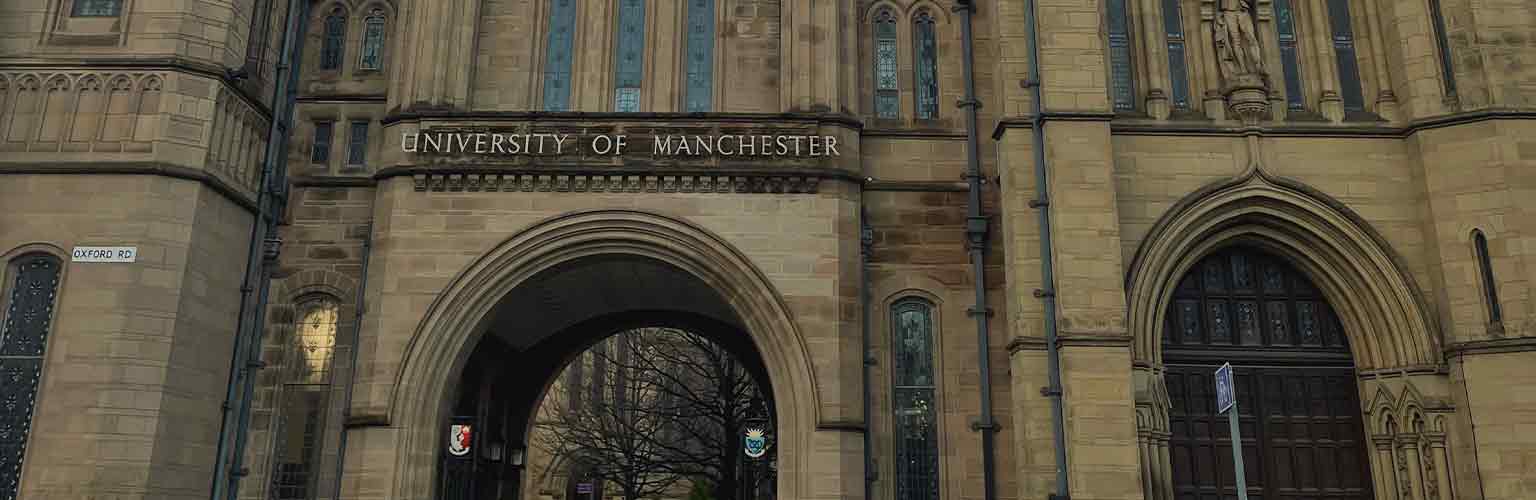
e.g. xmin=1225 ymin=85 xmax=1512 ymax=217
xmin=1163 ymin=248 xmax=1373 ymax=500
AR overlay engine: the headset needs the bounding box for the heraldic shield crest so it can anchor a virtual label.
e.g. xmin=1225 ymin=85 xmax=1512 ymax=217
xmin=743 ymin=427 xmax=767 ymax=458
xmin=449 ymin=424 xmax=472 ymax=457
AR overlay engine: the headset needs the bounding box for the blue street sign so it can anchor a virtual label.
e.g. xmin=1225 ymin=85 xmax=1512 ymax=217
xmin=577 ymin=483 xmax=593 ymax=494
xmin=1215 ymin=362 xmax=1235 ymax=414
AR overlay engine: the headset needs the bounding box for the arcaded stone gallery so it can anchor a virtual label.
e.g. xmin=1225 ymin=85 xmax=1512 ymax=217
xmin=0 ymin=0 xmax=1533 ymax=500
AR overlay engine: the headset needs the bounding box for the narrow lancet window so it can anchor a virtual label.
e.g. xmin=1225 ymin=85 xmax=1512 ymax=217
xmin=359 ymin=9 xmax=386 ymax=71
xmin=684 ymin=0 xmax=716 ymax=112
xmin=1427 ymin=0 xmax=1457 ymax=98
xmin=874 ymin=9 xmax=900 ymax=119
xmin=613 ymin=0 xmax=646 ymax=112
xmin=542 ymin=0 xmax=577 ymax=111
xmin=892 ymin=298 xmax=940 ymax=500
xmin=1474 ymin=231 xmax=1502 ymax=326
xmin=913 ymin=11 xmax=939 ymax=120
xmin=1107 ymin=0 xmax=1136 ymax=111
xmin=1162 ymin=0 xmax=1191 ymax=110
xmin=1274 ymin=0 xmax=1305 ymax=110
xmin=1326 ymin=0 xmax=1365 ymax=112
xmin=321 ymin=8 xmax=346 ymax=70
xmin=0 ymin=254 xmax=62 ymax=500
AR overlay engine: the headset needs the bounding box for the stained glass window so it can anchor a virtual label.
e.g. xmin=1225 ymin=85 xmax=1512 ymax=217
xmin=913 ymin=12 xmax=939 ymax=120
xmin=269 ymin=298 xmax=341 ymax=500
xmin=359 ymin=9 xmax=386 ymax=71
xmin=72 ymin=0 xmax=120 ymax=17
xmin=0 ymin=254 xmax=62 ymax=500
xmin=542 ymin=0 xmax=576 ymax=111
xmin=684 ymin=0 xmax=715 ymax=112
xmin=1326 ymin=0 xmax=1365 ymax=112
xmin=892 ymin=299 xmax=939 ymax=500
xmin=1427 ymin=0 xmax=1457 ymax=97
xmin=311 ymin=121 xmax=332 ymax=164
xmin=614 ymin=0 xmax=646 ymax=112
xmin=1473 ymin=231 xmax=1502 ymax=325
xmin=1107 ymin=0 xmax=1135 ymax=111
xmin=873 ymin=9 xmax=899 ymax=119
xmin=1274 ymin=0 xmax=1305 ymax=110
xmin=1164 ymin=248 xmax=1348 ymax=351
xmin=1161 ymin=0 xmax=1190 ymax=110
xmin=347 ymin=121 xmax=368 ymax=165
xmin=321 ymin=8 xmax=346 ymax=71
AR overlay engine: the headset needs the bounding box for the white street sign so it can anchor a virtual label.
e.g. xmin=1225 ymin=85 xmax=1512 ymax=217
xmin=71 ymin=246 xmax=137 ymax=263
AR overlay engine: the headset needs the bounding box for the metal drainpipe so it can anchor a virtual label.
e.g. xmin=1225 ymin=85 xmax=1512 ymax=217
xmin=331 ymin=224 xmax=372 ymax=499
xmin=860 ymin=205 xmax=876 ymax=500
xmin=955 ymin=3 xmax=998 ymax=500
xmin=210 ymin=0 xmax=309 ymax=498
xmin=1023 ymin=0 xmax=1070 ymax=497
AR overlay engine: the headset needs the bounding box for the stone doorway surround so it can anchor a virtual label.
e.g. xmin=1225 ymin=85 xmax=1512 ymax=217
xmin=1123 ymin=170 xmax=1464 ymax=500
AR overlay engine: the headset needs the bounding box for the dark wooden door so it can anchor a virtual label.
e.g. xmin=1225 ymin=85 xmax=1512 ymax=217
xmin=1163 ymin=248 xmax=1372 ymax=500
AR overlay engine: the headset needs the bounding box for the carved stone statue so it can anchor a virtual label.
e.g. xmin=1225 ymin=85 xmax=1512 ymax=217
xmin=1213 ymin=0 xmax=1267 ymax=85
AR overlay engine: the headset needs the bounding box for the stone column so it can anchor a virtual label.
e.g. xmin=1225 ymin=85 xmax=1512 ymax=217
xmin=1136 ymin=0 xmax=1170 ymax=118
xmin=778 ymin=0 xmax=856 ymax=113
xmin=388 ymin=0 xmax=481 ymax=111
xmin=1304 ymin=0 xmax=1344 ymax=121
xmin=1361 ymin=0 xmax=1398 ymax=120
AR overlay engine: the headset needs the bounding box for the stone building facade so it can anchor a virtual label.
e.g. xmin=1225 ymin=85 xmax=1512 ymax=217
xmin=0 ymin=0 xmax=1533 ymax=500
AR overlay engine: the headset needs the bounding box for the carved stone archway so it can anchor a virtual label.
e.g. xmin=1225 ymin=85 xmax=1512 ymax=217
xmin=1125 ymin=171 xmax=1449 ymax=500
xmin=378 ymin=209 xmax=821 ymax=500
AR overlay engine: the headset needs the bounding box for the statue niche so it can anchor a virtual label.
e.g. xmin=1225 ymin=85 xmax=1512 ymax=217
xmin=1212 ymin=0 xmax=1270 ymax=124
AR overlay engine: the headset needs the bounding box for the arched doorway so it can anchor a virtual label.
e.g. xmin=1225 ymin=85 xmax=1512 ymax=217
xmin=434 ymin=255 xmax=779 ymax=500
xmin=1163 ymin=247 xmax=1372 ymax=500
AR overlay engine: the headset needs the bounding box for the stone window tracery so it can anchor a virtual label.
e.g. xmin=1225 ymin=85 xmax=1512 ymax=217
xmin=1273 ymin=0 xmax=1305 ymax=111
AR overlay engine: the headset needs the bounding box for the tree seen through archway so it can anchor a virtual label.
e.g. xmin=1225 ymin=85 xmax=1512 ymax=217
xmin=533 ymin=328 xmax=775 ymax=500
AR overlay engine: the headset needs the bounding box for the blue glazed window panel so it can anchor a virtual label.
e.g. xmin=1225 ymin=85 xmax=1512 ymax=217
xmin=543 ymin=0 xmax=577 ymax=111
xmin=614 ymin=0 xmax=645 ymax=111
xmin=684 ymin=0 xmax=716 ymax=112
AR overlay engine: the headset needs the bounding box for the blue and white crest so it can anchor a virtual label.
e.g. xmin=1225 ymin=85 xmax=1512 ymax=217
xmin=743 ymin=427 xmax=768 ymax=458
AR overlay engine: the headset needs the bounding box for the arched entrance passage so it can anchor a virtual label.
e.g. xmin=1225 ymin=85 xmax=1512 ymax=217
xmin=1162 ymin=247 xmax=1371 ymax=499
xmin=385 ymin=210 xmax=820 ymax=500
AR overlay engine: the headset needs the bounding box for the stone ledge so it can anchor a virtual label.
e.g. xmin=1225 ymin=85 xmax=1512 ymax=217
xmin=0 ymin=161 xmax=258 ymax=212
xmin=1444 ymin=337 xmax=1536 ymax=358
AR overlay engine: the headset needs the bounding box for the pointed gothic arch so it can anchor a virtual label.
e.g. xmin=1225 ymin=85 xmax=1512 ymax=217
xmin=368 ymin=209 xmax=821 ymax=500
xmin=1126 ymin=171 xmax=1441 ymax=372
